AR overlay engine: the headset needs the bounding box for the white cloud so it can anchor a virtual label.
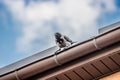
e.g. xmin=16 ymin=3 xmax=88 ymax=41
xmin=3 ymin=0 xmax=117 ymax=53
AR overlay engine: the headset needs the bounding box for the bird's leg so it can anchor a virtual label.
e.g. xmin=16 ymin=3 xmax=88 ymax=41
xmin=55 ymin=48 xmax=62 ymax=53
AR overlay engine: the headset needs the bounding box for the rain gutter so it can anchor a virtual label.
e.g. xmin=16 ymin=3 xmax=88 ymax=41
xmin=0 ymin=27 xmax=120 ymax=80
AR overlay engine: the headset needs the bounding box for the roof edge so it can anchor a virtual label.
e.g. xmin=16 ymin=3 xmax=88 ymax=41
xmin=0 ymin=26 xmax=120 ymax=80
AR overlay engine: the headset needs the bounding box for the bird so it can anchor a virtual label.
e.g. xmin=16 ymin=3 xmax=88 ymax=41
xmin=54 ymin=32 xmax=74 ymax=51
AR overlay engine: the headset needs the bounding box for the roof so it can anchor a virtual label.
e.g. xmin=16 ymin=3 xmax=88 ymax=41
xmin=0 ymin=21 xmax=120 ymax=80
xmin=0 ymin=46 xmax=58 ymax=76
xmin=99 ymin=21 xmax=120 ymax=34
xmin=33 ymin=42 xmax=120 ymax=80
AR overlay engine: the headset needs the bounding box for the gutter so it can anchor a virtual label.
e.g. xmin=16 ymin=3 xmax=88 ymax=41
xmin=0 ymin=27 xmax=120 ymax=80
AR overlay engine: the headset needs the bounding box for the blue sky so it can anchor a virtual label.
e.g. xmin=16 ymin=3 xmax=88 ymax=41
xmin=0 ymin=0 xmax=120 ymax=68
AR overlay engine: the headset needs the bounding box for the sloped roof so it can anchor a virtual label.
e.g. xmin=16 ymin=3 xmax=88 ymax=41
xmin=0 ymin=46 xmax=58 ymax=76
xmin=99 ymin=21 xmax=120 ymax=34
xmin=33 ymin=42 xmax=120 ymax=80
xmin=0 ymin=22 xmax=120 ymax=80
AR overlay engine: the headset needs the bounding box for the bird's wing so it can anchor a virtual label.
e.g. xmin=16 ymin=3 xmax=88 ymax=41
xmin=64 ymin=35 xmax=73 ymax=43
